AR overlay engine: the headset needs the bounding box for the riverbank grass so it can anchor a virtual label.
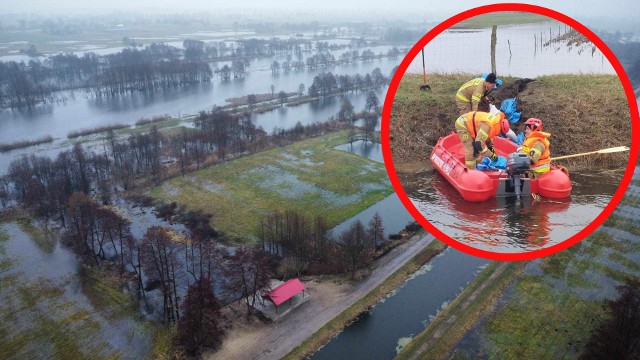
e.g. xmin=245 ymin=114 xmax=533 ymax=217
xmin=396 ymin=261 xmax=526 ymax=360
xmin=391 ymin=73 xmax=630 ymax=170
xmin=460 ymin=228 xmax=640 ymax=359
xmin=283 ymin=237 xmax=447 ymax=360
xmin=149 ymin=131 xmax=392 ymax=241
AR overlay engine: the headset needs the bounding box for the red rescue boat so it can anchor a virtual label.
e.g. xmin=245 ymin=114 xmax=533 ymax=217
xmin=430 ymin=132 xmax=572 ymax=202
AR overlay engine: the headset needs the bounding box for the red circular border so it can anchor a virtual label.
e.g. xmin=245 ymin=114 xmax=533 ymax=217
xmin=381 ymin=3 xmax=640 ymax=261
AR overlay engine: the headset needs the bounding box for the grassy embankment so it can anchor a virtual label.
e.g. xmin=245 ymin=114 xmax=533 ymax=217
xmin=396 ymin=261 xmax=527 ymax=360
xmin=283 ymin=238 xmax=448 ymax=360
xmin=453 ymin=12 xmax=552 ymax=29
xmin=0 ymin=136 xmax=54 ymax=152
xmin=149 ymin=130 xmax=393 ymax=242
xmin=400 ymin=220 xmax=640 ymax=359
xmin=477 ymin=227 xmax=640 ymax=359
xmin=390 ymin=73 xmax=630 ymax=170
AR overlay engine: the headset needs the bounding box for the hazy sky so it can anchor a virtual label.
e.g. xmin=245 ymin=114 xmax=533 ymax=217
xmin=2 ymin=0 xmax=639 ymax=20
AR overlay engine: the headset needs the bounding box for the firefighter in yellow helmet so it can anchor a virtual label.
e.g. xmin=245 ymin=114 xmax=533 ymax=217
xmin=455 ymin=111 xmax=510 ymax=169
xmin=519 ymin=118 xmax=551 ymax=178
xmin=455 ymin=73 xmax=498 ymax=115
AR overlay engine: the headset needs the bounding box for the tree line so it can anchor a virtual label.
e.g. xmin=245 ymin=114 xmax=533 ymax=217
xmin=0 ymin=46 xmax=212 ymax=108
xmin=308 ymin=67 xmax=388 ymax=98
xmin=0 ymin=36 xmax=399 ymax=109
xmin=258 ymin=209 xmax=387 ymax=278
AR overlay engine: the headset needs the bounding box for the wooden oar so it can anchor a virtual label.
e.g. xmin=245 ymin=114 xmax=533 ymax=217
xmin=550 ymin=146 xmax=630 ymax=161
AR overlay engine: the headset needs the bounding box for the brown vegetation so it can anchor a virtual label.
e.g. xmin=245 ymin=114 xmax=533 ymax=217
xmin=390 ymin=74 xmax=631 ymax=170
xmin=0 ymin=135 xmax=54 ymax=152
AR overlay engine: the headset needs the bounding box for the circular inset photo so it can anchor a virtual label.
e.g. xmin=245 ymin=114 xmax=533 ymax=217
xmin=382 ymin=4 xmax=639 ymax=261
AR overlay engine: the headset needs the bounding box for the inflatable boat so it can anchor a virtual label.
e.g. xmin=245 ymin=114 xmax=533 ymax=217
xmin=430 ymin=133 xmax=572 ymax=202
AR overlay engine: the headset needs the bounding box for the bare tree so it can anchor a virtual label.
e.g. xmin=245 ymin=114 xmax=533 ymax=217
xmin=141 ymin=226 xmax=182 ymax=323
xmin=222 ymin=246 xmax=272 ymax=319
xmin=247 ymin=94 xmax=257 ymax=110
xmin=340 ymin=221 xmax=370 ymax=278
xmin=278 ymin=91 xmax=288 ymax=106
xmin=364 ymin=91 xmax=379 ymax=113
xmin=177 ymin=276 xmax=223 ymax=356
xmin=581 ymin=277 xmax=640 ymax=360
xmin=367 ymin=212 xmax=385 ymax=248
xmin=337 ymin=99 xmax=356 ymax=122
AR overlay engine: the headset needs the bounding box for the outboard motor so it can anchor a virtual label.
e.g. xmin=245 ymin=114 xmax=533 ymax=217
xmin=506 ymin=152 xmax=530 ymax=199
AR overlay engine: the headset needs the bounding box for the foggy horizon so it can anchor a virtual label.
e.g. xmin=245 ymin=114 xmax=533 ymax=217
xmin=1 ymin=0 xmax=639 ymax=23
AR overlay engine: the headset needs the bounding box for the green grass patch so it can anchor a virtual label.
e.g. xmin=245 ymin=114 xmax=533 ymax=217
xmin=620 ymin=194 xmax=640 ymax=207
xmin=79 ymin=266 xmax=136 ymax=319
xmin=472 ymin=229 xmax=640 ymax=359
xmin=484 ymin=276 xmax=605 ymax=360
xmin=149 ymin=324 xmax=182 ymax=360
xmin=16 ymin=218 xmax=56 ymax=253
xmin=0 ymin=278 xmax=114 ymax=360
xmin=150 ymin=131 xmax=393 ymax=241
xmin=284 ymin=237 xmax=447 ymax=360
xmin=0 ymin=227 xmax=11 ymax=272
xmin=454 ymin=12 xmax=551 ymax=28
xmin=397 ymin=261 xmax=526 ymax=360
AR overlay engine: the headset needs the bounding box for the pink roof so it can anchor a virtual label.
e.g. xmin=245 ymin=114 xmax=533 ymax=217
xmin=263 ymin=279 xmax=305 ymax=306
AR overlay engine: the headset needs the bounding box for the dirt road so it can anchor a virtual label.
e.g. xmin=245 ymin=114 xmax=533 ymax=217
xmin=206 ymin=233 xmax=435 ymax=360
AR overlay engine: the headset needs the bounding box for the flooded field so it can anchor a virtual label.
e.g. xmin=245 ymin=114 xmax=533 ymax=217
xmin=0 ymin=222 xmax=152 ymax=359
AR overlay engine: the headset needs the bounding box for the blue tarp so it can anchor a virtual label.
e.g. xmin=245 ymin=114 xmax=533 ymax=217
xmin=476 ymin=155 xmax=507 ymax=171
xmin=500 ymin=98 xmax=521 ymax=124
xmin=516 ymin=132 xmax=525 ymax=145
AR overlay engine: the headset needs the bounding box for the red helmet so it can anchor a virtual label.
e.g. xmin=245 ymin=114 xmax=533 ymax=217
xmin=500 ymin=115 xmax=510 ymax=134
xmin=525 ymin=118 xmax=543 ymax=131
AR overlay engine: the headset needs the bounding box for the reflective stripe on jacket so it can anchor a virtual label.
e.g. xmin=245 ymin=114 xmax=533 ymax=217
xmin=457 ymin=78 xmax=490 ymax=110
xmin=522 ymin=131 xmax=551 ymax=172
xmin=456 ymin=111 xmax=502 ymax=141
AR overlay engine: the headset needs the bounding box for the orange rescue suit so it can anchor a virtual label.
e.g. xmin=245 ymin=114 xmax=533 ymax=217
xmin=522 ymin=131 xmax=551 ymax=172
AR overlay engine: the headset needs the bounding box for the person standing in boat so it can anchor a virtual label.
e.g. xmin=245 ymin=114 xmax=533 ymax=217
xmin=455 ymin=73 xmax=499 ymax=115
xmin=455 ymin=111 xmax=510 ymax=169
xmin=518 ymin=117 xmax=551 ymax=178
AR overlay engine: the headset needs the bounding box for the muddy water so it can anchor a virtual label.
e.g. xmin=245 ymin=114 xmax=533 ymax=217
xmin=403 ymin=170 xmax=623 ymax=253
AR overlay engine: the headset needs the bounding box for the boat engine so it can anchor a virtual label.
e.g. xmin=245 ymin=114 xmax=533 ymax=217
xmin=506 ymin=152 xmax=530 ymax=198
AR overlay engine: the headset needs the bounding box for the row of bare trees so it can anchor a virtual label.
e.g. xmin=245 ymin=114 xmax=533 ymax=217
xmin=258 ymin=209 xmax=386 ymax=278
xmin=308 ymin=67 xmax=388 ymax=98
xmin=1 ymin=110 xmax=355 ymax=223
